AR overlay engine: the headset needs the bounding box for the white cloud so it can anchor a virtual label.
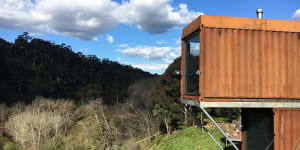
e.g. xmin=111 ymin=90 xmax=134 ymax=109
xmin=92 ymin=37 xmax=99 ymax=41
xmin=0 ymin=0 xmax=119 ymax=41
xmin=132 ymin=63 xmax=169 ymax=71
xmin=119 ymin=44 xmax=129 ymax=48
xmin=116 ymin=45 xmax=180 ymax=62
xmin=0 ymin=0 xmax=203 ymax=40
xmin=116 ymin=44 xmax=181 ymax=73
xmin=117 ymin=57 xmax=122 ymax=61
xmin=156 ymin=40 xmax=168 ymax=45
xmin=114 ymin=58 xmax=169 ymax=73
xmin=118 ymin=0 xmax=203 ymax=34
xmin=293 ymin=9 xmax=300 ymax=20
xmin=106 ymin=34 xmax=114 ymax=43
xmin=164 ymin=46 xmax=181 ymax=62
xmin=175 ymin=38 xmax=181 ymax=45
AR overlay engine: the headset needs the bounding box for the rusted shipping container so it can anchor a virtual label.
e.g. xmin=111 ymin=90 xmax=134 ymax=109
xmin=273 ymin=109 xmax=300 ymax=150
xmin=180 ymin=15 xmax=300 ymax=150
xmin=181 ymin=15 xmax=300 ymax=104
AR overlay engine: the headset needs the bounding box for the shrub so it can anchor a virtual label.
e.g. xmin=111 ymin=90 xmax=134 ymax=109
xmin=0 ymin=135 xmax=10 ymax=150
xmin=40 ymin=139 xmax=64 ymax=150
xmin=3 ymin=142 xmax=22 ymax=150
xmin=5 ymin=98 xmax=76 ymax=150
xmin=214 ymin=117 xmax=230 ymax=123
xmin=155 ymin=135 xmax=163 ymax=145
xmin=121 ymin=139 xmax=140 ymax=150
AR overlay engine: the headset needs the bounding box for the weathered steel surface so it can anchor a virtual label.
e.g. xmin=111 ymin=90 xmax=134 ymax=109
xmin=274 ymin=109 xmax=300 ymax=150
xmin=181 ymin=15 xmax=300 ymax=101
xmin=203 ymin=28 xmax=300 ymax=99
xmin=182 ymin=15 xmax=300 ymax=40
xmin=180 ymin=42 xmax=184 ymax=98
xmin=182 ymin=15 xmax=201 ymax=40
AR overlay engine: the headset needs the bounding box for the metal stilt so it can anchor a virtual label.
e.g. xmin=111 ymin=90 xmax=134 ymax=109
xmin=178 ymin=98 xmax=224 ymax=150
xmin=199 ymin=105 xmax=240 ymax=150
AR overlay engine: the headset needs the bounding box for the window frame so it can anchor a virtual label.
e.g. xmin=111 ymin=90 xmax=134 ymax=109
xmin=183 ymin=30 xmax=200 ymax=96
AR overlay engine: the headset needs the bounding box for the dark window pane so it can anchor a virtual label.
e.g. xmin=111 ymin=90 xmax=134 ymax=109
xmin=184 ymin=33 xmax=199 ymax=95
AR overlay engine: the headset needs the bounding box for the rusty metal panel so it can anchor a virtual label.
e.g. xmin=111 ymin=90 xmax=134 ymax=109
xmin=203 ymin=27 xmax=300 ymax=99
xmin=182 ymin=15 xmax=300 ymax=40
xmin=200 ymin=15 xmax=300 ymax=33
xmin=182 ymin=16 xmax=201 ymax=40
xmin=180 ymin=42 xmax=184 ymax=98
xmin=274 ymin=109 xmax=300 ymax=150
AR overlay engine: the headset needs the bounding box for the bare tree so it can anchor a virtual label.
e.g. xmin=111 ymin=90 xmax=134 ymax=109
xmin=5 ymin=98 xmax=76 ymax=150
xmin=125 ymin=77 xmax=159 ymax=138
xmin=85 ymin=98 xmax=118 ymax=148
xmin=0 ymin=103 xmax=8 ymax=123
xmin=0 ymin=103 xmax=9 ymax=134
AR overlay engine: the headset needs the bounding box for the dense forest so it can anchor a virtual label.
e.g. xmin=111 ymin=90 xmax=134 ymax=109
xmin=0 ymin=32 xmax=153 ymax=105
xmin=0 ymin=33 xmax=239 ymax=150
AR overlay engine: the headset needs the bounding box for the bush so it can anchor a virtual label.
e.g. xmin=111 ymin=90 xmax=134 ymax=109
xmin=40 ymin=139 xmax=64 ymax=150
xmin=121 ymin=139 xmax=140 ymax=150
xmin=5 ymin=98 xmax=76 ymax=149
xmin=0 ymin=135 xmax=10 ymax=150
xmin=155 ymin=135 xmax=163 ymax=145
xmin=3 ymin=142 xmax=22 ymax=150
xmin=214 ymin=117 xmax=230 ymax=123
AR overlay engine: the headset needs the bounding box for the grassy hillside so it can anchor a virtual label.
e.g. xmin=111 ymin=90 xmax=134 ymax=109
xmin=152 ymin=127 xmax=241 ymax=150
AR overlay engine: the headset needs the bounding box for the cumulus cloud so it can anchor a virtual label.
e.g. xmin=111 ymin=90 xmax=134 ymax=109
xmin=114 ymin=57 xmax=169 ymax=73
xmin=0 ymin=0 xmax=119 ymax=41
xmin=156 ymin=40 xmax=168 ymax=45
xmin=119 ymin=44 xmax=129 ymax=48
xmin=116 ymin=45 xmax=180 ymax=62
xmin=118 ymin=0 xmax=203 ymax=33
xmin=164 ymin=46 xmax=181 ymax=63
xmin=175 ymin=38 xmax=181 ymax=45
xmin=293 ymin=9 xmax=300 ymax=20
xmin=116 ymin=44 xmax=181 ymax=73
xmin=106 ymin=34 xmax=114 ymax=43
xmin=0 ymin=0 xmax=203 ymax=40
xmin=132 ymin=63 xmax=169 ymax=71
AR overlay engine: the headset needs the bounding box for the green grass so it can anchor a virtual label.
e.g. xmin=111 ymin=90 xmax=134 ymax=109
xmin=0 ymin=134 xmax=13 ymax=150
xmin=152 ymin=127 xmax=240 ymax=150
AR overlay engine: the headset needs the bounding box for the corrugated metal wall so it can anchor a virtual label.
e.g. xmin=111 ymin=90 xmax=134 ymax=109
xmin=203 ymin=27 xmax=300 ymax=99
xmin=274 ymin=109 xmax=300 ymax=150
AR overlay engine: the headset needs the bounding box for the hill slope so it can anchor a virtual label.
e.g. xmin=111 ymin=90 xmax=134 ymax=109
xmin=0 ymin=32 xmax=153 ymax=104
xmin=152 ymin=127 xmax=240 ymax=150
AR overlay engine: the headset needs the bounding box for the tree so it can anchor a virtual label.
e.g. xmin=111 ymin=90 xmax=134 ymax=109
xmin=76 ymin=83 xmax=102 ymax=101
xmin=0 ymin=33 xmax=153 ymax=104
xmin=153 ymin=103 xmax=172 ymax=136
xmin=0 ymin=103 xmax=8 ymax=124
xmin=15 ymin=32 xmax=32 ymax=46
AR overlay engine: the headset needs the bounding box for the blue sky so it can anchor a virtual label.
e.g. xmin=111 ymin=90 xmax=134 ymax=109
xmin=0 ymin=0 xmax=299 ymax=74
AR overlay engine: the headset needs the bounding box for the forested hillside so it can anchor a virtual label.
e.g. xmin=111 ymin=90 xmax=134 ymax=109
xmin=0 ymin=32 xmax=153 ymax=104
xmin=0 ymin=33 xmax=239 ymax=150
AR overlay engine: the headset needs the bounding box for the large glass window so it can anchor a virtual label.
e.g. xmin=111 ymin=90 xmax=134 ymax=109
xmin=184 ymin=32 xmax=200 ymax=95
